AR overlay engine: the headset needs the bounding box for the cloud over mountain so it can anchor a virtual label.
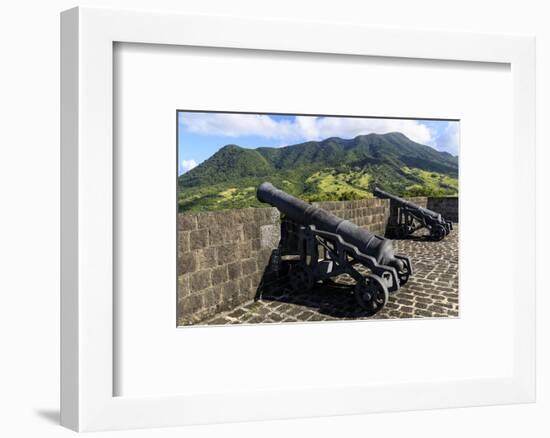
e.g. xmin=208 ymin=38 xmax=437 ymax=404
xmin=179 ymin=159 xmax=198 ymax=174
xmin=179 ymin=113 xmax=458 ymax=155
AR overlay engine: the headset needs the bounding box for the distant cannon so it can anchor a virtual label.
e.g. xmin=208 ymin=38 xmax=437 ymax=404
xmin=257 ymin=182 xmax=413 ymax=316
xmin=373 ymin=187 xmax=452 ymax=241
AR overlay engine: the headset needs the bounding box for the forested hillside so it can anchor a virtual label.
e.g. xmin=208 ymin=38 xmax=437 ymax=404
xmin=178 ymin=132 xmax=458 ymax=212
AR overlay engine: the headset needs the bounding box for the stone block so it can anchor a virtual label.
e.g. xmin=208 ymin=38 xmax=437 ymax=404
xmin=197 ymin=247 xmax=217 ymax=270
xmin=198 ymin=212 xmax=217 ymax=228
xmin=190 ymin=229 xmax=209 ymax=250
xmin=178 ymin=252 xmax=197 ymax=275
xmin=239 ymin=276 xmax=252 ymax=294
xmin=222 ymin=280 xmax=240 ymax=300
xmin=177 ymin=274 xmax=191 ymax=297
xmin=216 ymin=296 xmax=233 ymax=313
xmin=241 ymin=258 xmax=257 ymax=276
xmin=177 ymin=294 xmax=203 ymax=318
xmin=216 ymin=243 xmax=235 ymax=266
xmin=243 ymin=223 xmax=260 ymax=241
xmin=250 ymin=238 xmax=261 ymax=251
xmin=177 ymin=231 xmax=190 ymax=254
xmin=227 ymin=261 xmax=242 ymax=280
xmin=260 ymin=224 xmax=280 ymax=249
xmin=211 ymin=265 xmax=228 ymax=285
xmin=414 ymin=309 xmax=433 ymax=318
xmin=190 ymin=270 xmax=211 ymax=292
xmin=234 ymin=209 xmax=253 ymax=225
xmin=178 ymin=214 xmax=197 ymax=231
xmin=267 ymin=207 xmax=280 ymax=223
xmin=202 ymin=287 xmax=217 ymax=309
xmin=223 ymin=225 xmax=244 ymax=244
xmin=208 ymin=226 xmax=225 ymax=246
xmin=237 ymin=241 xmax=253 ymax=258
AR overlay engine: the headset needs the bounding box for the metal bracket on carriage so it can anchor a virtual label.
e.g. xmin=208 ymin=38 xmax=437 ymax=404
xmin=306 ymin=226 xmax=411 ymax=293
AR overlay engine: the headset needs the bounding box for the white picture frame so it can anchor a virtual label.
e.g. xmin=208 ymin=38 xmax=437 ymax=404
xmin=60 ymin=7 xmax=535 ymax=432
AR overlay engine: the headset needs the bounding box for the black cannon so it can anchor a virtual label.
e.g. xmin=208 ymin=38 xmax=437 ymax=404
xmin=373 ymin=187 xmax=452 ymax=241
xmin=257 ymin=182 xmax=413 ymax=316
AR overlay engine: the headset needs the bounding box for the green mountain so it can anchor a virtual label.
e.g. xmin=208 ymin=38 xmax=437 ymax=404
xmin=178 ymin=132 xmax=459 ymax=213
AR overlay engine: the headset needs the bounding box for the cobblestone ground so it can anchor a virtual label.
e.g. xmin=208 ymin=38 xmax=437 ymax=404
xmin=202 ymin=225 xmax=459 ymax=325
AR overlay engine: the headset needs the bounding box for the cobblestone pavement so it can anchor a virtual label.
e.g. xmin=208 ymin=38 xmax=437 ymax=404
xmin=202 ymin=225 xmax=459 ymax=325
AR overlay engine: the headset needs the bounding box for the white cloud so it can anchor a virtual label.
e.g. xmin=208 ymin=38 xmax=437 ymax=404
xmin=180 ymin=113 xmax=293 ymax=139
xmin=180 ymin=113 xmax=436 ymax=147
xmin=429 ymin=122 xmax=459 ymax=155
xmin=180 ymin=159 xmax=198 ymax=173
xmin=443 ymin=122 xmax=460 ymax=155
xmin=304 ymin=116 xmax=433 ymax=145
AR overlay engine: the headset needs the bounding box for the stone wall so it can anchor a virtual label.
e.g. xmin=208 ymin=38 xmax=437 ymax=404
xmin=406 ymin=196 xmax=428 ymax=209
xmin=427 ymin=197 xmax=459 ymax=222
xmin=312 ymin=198 xmax=390 ymax=235
xmin=177 ymin=208 xmax=280 ymax=325
xmin=177 ymin=196 xmax=459 ymax=325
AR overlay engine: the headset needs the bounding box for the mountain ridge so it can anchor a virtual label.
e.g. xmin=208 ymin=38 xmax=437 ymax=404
xmin=177 ymin=132 xmax=458 ymax=213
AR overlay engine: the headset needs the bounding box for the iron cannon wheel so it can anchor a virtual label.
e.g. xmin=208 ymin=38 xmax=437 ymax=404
xmin=289 ymin=264 xmax=314 ymax=293
xmin=431 ymin=224 xmax=446 ymax=241
xmin=354 ymin=275 xmax=389 ymax=316
xmin=397 ymin=268 xmax=411 ymax=286
xmin=394 ymin=255 xmax=412 ymax=286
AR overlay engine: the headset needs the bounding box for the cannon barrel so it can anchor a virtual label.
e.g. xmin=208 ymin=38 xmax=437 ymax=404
xmin=257 ymin=182 xmax=404 ymax=271
xmin=373 ymin=187 xmax=442 ymax=220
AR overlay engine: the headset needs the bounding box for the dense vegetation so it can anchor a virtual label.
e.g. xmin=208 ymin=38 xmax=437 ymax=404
xmin=178 ymin=132 xmax=458 ymax=213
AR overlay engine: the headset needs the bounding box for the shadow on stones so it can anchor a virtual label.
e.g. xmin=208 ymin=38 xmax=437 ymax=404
xmin=260 ymin=279 xmax=380 ymax=319
xmin=383 ymin=225 xmax=435 ymax=242
xmin=254 ymin=253 xmax=377 ymax=319
xmin=390 ymin=234 xmax=436 ymax=242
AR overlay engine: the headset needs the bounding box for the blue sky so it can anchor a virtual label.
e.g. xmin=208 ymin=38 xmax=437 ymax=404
xmin=178 ymin=112 xmax=459 ymax=175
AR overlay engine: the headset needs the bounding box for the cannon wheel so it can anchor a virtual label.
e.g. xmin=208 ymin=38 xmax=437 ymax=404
xmin=430 ymin=225 xmax=446 ymax=241
xmin=354 ymin=275 xmax=388 ymax=316
xmin=397 ymin=269 xmax=411 ymax=286
xmin=394 ymin=255 xmax=412 ymax=286
xmin=289 ymin=264 xmax=314 ymax=293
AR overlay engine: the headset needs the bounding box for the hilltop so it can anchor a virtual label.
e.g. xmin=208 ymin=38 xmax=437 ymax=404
xmin=178 ymin=132 xmax=458 ymax=212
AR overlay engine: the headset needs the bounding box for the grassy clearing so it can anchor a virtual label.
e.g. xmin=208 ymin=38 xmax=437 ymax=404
xmin=401 ymin=167 xmax=458 ymax=196
xmin=178 ymin=166 xmax=458 ymax=213
xmin=303 ymin=169 xmax=373 ymax=201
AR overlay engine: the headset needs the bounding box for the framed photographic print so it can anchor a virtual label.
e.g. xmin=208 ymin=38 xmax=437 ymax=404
xmin=61 ymin=7 xmax=535 ymax=432
xmin=176 ymin=110 xmax=459 ymax=326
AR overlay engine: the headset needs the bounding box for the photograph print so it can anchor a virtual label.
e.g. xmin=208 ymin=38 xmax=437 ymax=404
xmin=177 ymin=111 xmax=459 ymax=326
